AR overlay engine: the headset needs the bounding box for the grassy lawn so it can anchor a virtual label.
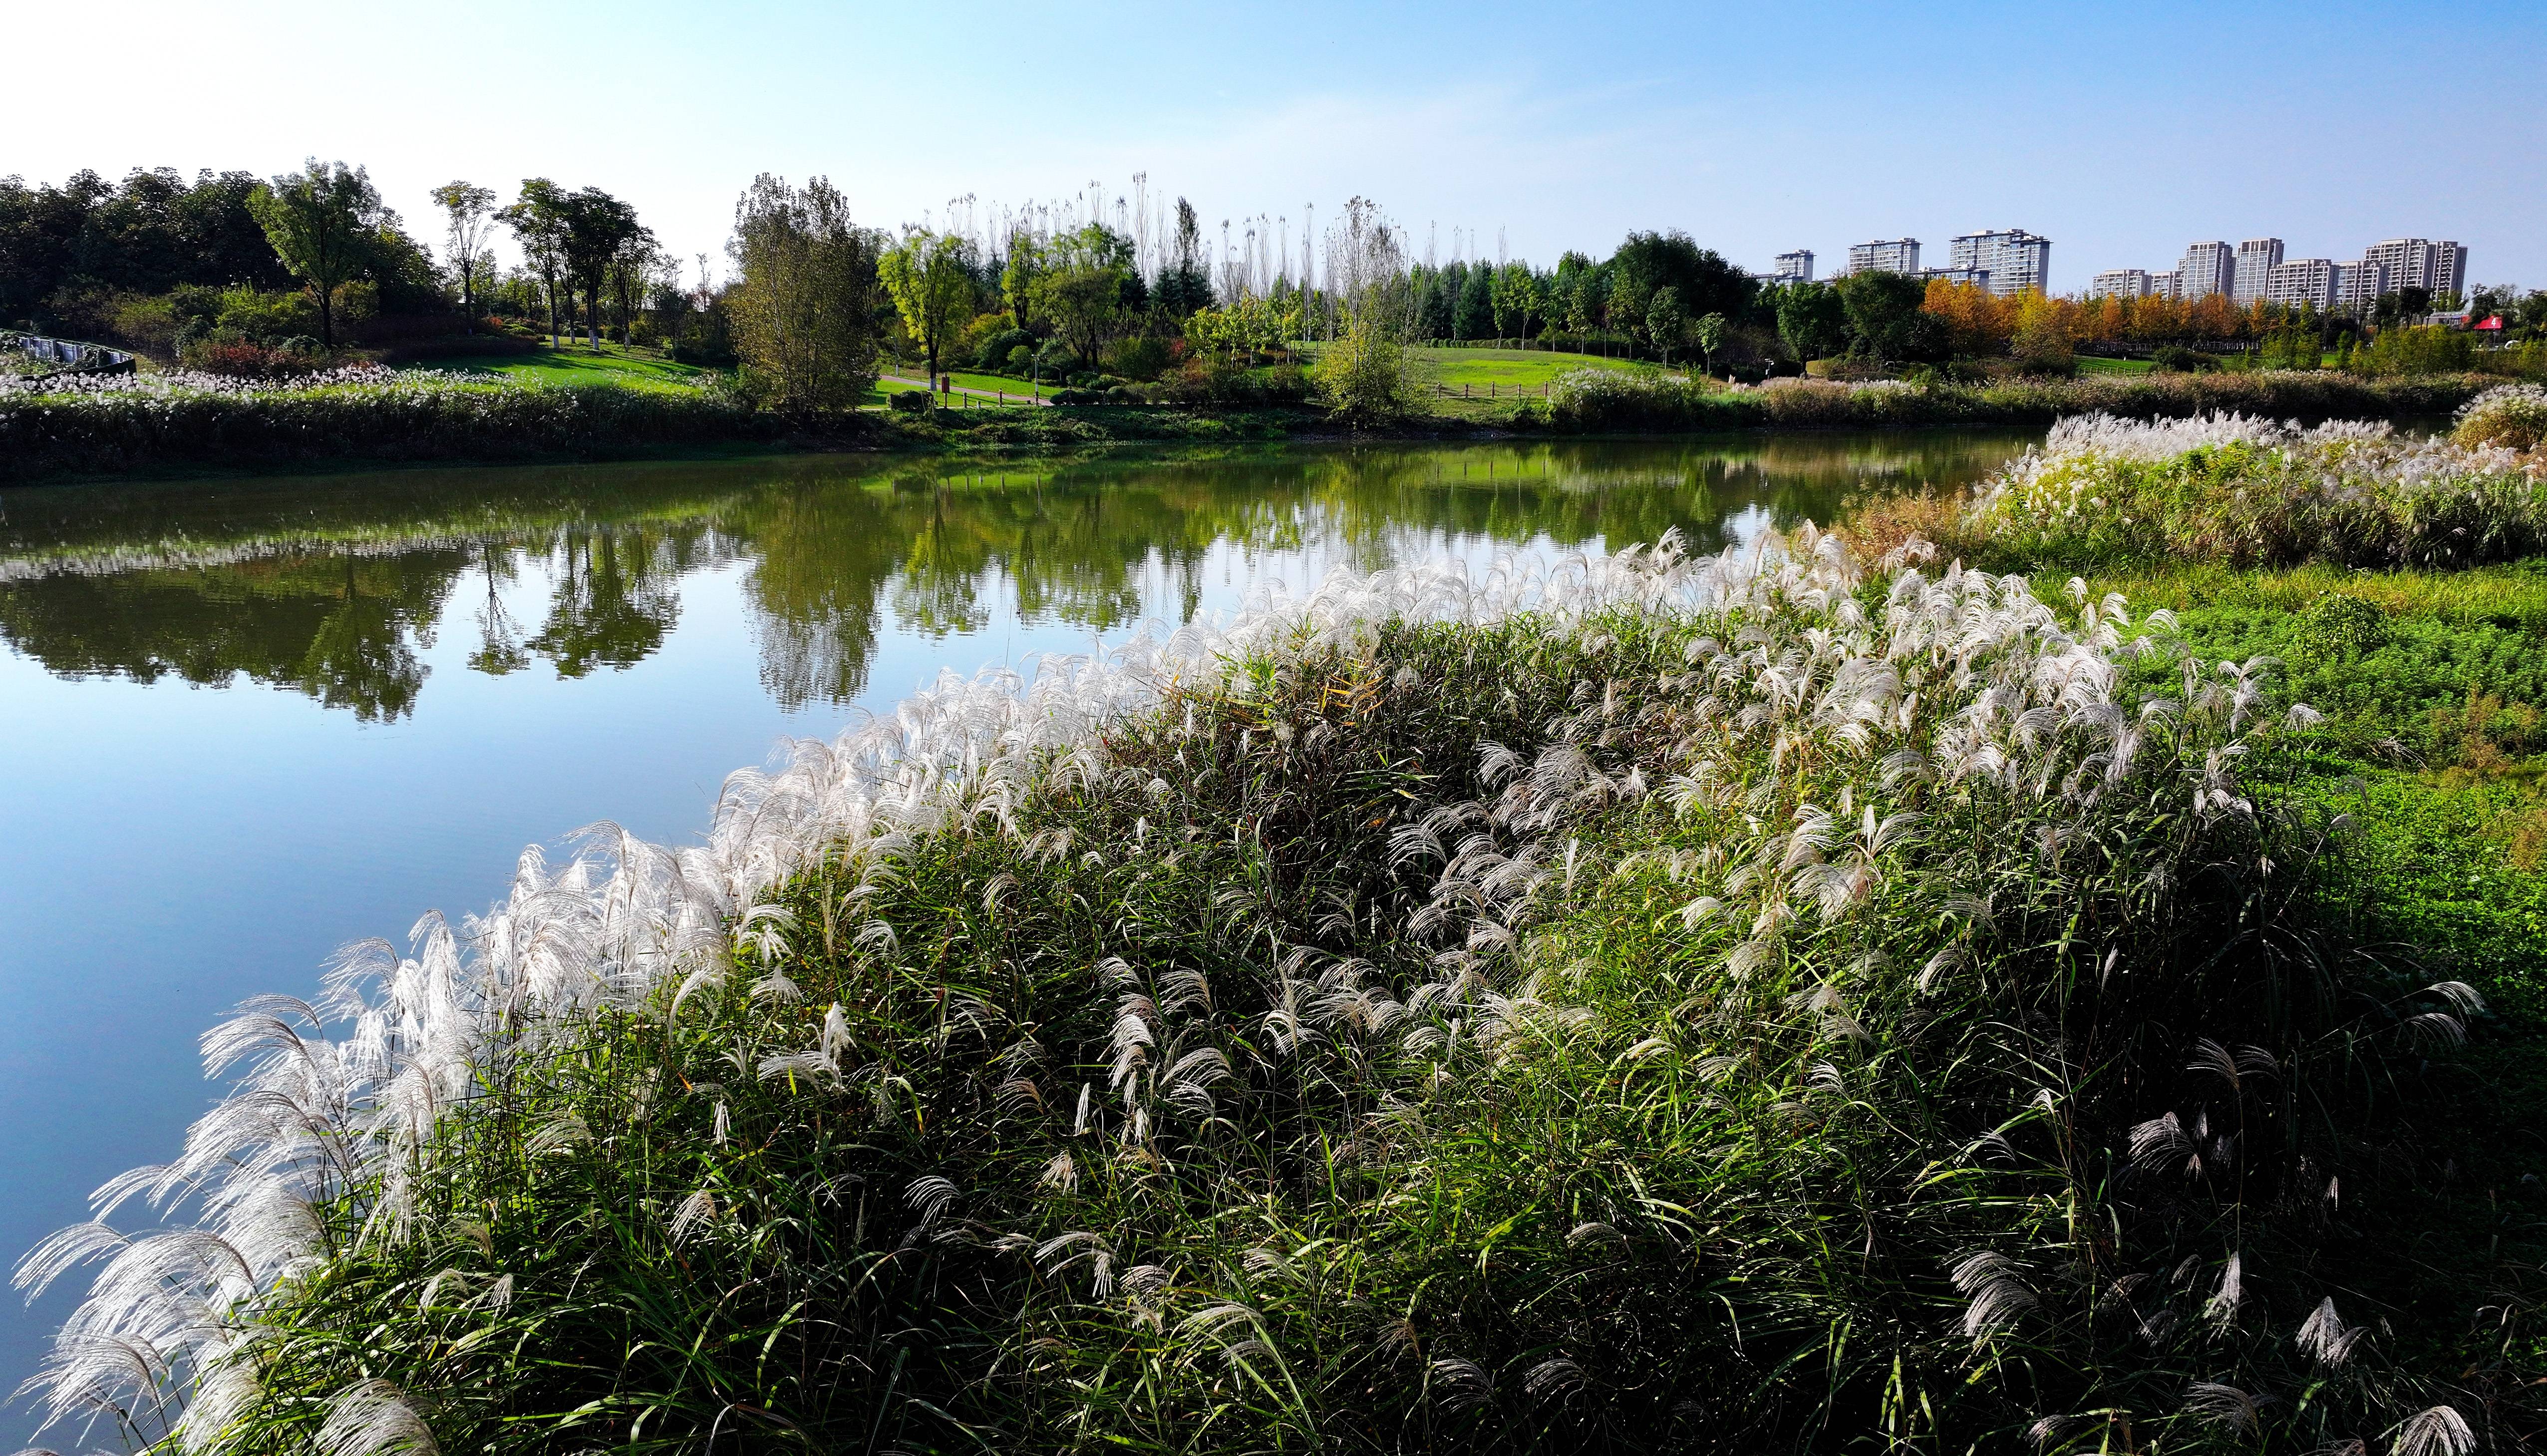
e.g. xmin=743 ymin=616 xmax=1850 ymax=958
xmin=434 ymin=342 xmax=715 ymax=393
xmin=2075 ymin=354 xmax=2155 ymax=375
xmin=1407 ymin=344 xmax=1651 ymax=390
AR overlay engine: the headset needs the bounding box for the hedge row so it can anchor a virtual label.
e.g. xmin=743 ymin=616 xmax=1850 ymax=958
xmin=1546 ymin=368 xmax=2494 ymax=433
xmin=0 ymin=379 xmax=783 ymax=482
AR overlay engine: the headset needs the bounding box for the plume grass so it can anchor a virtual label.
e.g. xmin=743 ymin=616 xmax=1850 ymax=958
xmin=16 ymin=532 xmax=2525 ymax=1454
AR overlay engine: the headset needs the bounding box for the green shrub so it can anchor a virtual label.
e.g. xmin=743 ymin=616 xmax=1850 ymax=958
xmin=2356 ymin=324 xmax=2475 ymax=377
xmin=0 ymin=369 xmax=780 ymax=480
xmin=887 ymin=387 xmax=931 ymax=412
xmin=1546 ymin=366 xmax=1744 ymax=430
xmin=2300 ymin=591 xmax=2391 ymax=656
xmin=972 ymin=326 xmax=1032 ymax=372
xmin=1313 ymin=311 xmax=1415 ymax=423
xmin=1101 ymin=334 xmax=1172 ymax=381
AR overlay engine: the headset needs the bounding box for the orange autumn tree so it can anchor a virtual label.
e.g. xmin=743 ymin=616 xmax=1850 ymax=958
xmin=2087 ymin=294 xmax=2126 ymax=345
xmin=1921 ymin=279 xmax=2016 ymax=356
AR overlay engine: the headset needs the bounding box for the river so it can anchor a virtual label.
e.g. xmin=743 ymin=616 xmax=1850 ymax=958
xmin=0 ymin=432 xmax=2030 ymax=1436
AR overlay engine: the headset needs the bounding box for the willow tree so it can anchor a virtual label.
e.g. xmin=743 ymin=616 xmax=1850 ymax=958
xmin=727 ymin=174 xmax=880 ymax=412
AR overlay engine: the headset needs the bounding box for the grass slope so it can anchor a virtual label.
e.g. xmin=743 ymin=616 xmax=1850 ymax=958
xmin=434 ymin=341 xmax=716 ymax=393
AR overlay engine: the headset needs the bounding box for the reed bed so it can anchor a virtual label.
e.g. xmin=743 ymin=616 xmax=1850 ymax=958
xmin=1962 ymin=402 xmax=2547 ymax=570
xmin=17 ymin=534 xmax=2513 ymax=1454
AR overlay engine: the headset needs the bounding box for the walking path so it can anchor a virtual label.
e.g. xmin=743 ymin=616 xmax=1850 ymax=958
xmin=880 ymin=372 xmax=1050 ymax=406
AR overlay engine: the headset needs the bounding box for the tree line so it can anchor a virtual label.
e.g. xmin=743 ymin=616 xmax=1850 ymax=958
xmin=9 ymin=160 xmax=2542 ymax=394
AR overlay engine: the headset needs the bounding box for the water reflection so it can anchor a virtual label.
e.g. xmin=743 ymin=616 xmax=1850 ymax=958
xmin=0 ymin=434 xmax=2026 ymax=720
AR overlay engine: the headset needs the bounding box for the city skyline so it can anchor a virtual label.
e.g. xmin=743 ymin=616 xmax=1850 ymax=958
xmin=5 ymin=0 xmax=2537 ymax=290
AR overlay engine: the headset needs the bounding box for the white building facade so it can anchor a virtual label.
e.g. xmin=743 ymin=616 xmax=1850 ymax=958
xmin=1847 ymin=239 xmax=1922 ymax=275
xmin=1947 ymin=229 xmax=2051 ymax=295
xmin=2176 ymin=242 xmax=2236 ymax=300
xmin=2231 ymin=239 xmax=2285 ymax=305
xmin=2360 ymin=239 xmax=2469 ymax=301
xmin=2333 ymin=261 xmax=2385 ymax=311
xmin=2091 ymin=268 xmax=2153 ymax=299
xmin=2261 ymin=258 xmax=2338 ymax=309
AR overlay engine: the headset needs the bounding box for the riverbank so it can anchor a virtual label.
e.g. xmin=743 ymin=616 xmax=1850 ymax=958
xmin=20 ymin=456 xmax=2543 ymax=1451
xmin=0 ymin=368 xmax=2499 ymax=485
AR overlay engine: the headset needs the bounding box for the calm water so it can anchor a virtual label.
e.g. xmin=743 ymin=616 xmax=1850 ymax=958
xmin=0 ymin=432 xmax=2027 ymax=1431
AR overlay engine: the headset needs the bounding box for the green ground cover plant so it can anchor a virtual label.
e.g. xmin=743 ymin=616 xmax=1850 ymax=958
xmin=20 ymin=530 xmax=2534 ymax=1455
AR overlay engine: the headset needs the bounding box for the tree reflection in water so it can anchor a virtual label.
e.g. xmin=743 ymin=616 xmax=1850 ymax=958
xmin=0 ymin=434 xmax=2030 ymax=719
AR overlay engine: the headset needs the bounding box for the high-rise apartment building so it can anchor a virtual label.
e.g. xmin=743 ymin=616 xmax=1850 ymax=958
xmin=2431 ymin=241 xmax=2468 ymax=301
xmin=2231 ymin=239 xmax=2285 ymax=305
xmin=2261 ymin=258 xmax=2338 ymax=310
xmin=1921 ymin=267 xmax=1991 ymax=288
xmin=1947 ymin=229 xmax=2051 ymax=295
xmin=2090 ymin=268 xmax=2153 ymax=299
xmin=2360 ymin=239 xmax=2470 ymax=301
xmin=2177 ymin=241 xmax=2235 ymax=300
xmin=1848 ymin=238 xmax=1921 ymax=275
xmin=2333 ymin=261 xmax=2386 ymax=312
xmin=1772 ymin=249 xmax=1815 ymax=283
xmin=2148 ymin=271 xmax=2183 ymax=301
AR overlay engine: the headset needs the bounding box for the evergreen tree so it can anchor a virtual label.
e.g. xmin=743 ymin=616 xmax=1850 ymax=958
xmin=1455 ymin=262 xmax=1493 ymax=341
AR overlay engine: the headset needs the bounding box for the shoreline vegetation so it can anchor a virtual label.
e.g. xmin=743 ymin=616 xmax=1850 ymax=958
xmin=0 ymin=367 xmax=2501 ymax=485
xmin=17 ymin=407 xmax=2546 ymax=1452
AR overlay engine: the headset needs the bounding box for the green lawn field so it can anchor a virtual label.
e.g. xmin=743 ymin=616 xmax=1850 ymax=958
xmin=883 ymin=368 xmax=1053 ymax=401
xmin=434 ymin=342 xmax=715 ymax=393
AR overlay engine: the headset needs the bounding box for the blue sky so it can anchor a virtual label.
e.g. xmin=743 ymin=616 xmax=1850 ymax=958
xmin=11 ymin=0 xmax=2545 ymax=288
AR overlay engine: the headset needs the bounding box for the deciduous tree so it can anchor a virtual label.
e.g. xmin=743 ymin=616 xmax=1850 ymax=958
xmin=429 ymin=181 xmax=496 ymax=328
xmin=1693 ymin=310 xmax=1726 ymax=375
xmin=880 ymin=228 xmax=978 ymax=381
xmin=559 ymin=188 xmax=646 ymax=351
xmin=246 ymin=159 xmax=385 ymax=348
xmin=500 ymin=180 xmax=573 ymax=346
xmin=1645 ymin=287 xmax=1686 ymax=365
xmin=727 ymin=173 xmax=881 ymax=412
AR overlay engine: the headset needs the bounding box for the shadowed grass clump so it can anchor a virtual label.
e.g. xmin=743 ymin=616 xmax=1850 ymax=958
xmin=16 ymin=536 xmax=2532 ymax=1455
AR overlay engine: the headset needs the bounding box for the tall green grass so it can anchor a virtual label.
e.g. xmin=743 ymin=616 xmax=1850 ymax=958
xmin=19 ymin=535 xmax=2519 ymax=1454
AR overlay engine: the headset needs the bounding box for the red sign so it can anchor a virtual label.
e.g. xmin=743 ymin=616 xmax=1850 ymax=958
xmin=2475 ymin=315 xmax=2504 ymax=330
